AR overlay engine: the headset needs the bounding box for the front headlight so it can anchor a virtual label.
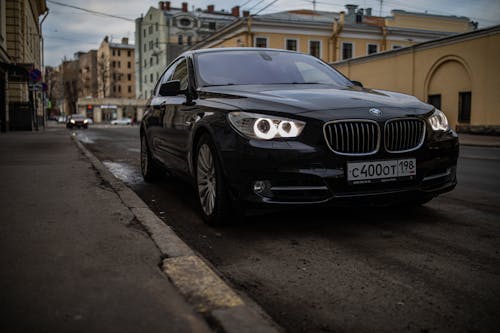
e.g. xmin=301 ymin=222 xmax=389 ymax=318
xmin=228 ymin=112 xmax=305 ymax=140
xmin=83 ymin=119 xmax=88 ymax=124
xmin=428 ymin=109 xmax=449 ymax=131
xmin=70 ymin=119 xmax=75 ymax=124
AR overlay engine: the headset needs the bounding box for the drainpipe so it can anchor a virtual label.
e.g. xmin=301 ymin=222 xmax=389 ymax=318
xmin=247 ymin=16 xmax=253 ymax=47
xmin=330 ymin=11 xmax=344 ymax=62
xmin=40 ymin=8 xmax=49 ymax=130
xmin=381 ymin=26 xmax=388 ymax=52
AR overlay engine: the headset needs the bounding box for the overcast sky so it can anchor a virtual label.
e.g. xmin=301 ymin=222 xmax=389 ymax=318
xmin=42 ymin=0 xmax=500 ymax=67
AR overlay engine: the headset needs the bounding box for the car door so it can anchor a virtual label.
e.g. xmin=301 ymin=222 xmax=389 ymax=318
xmin=161 ymin=57 xmax=199 ymax=174
xmin=148 ymin=59 xmax=181 ymax=167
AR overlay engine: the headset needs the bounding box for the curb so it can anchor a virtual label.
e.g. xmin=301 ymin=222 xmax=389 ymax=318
xmin=71 ymin=135 xmax=280 ymax=333
xmin=460 ymin=143 xmax=500 ymax=148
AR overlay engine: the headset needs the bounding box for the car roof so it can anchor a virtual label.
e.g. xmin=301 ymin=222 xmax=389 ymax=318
xmin=181 ymin=47 xmax=299 ymax=57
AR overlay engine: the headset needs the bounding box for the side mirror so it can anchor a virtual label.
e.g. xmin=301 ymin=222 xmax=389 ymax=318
xmin=351 ymin=80 xmax=364 ymax=88
xmin=159 ymin=80 xmax=181 ymax=96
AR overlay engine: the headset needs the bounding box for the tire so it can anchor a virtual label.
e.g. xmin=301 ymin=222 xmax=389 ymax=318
xmin=195 ymin=134 xmax=232 ymax=226
xmin=140 ymin=134 xmax=162 ymax=182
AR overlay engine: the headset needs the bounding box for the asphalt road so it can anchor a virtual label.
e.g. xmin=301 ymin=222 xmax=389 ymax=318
xmin=76 ymin=127 xmax=500 ymax=333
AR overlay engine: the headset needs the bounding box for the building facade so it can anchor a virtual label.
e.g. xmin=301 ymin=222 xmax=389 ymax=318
xmin=135 ymin=1 xmax=238 ymax=99
xmin=77 ymin=50 xmax=98 ymax=99
xmin=97 ymin=36 xmax=136 ymax=100
xmin=0 ymin=0 xmax=48 ymax=132
xmin=191 ymin=5 xmax=475 ymax=63
xmin=332 ymin=25 xmax=500 ymax=133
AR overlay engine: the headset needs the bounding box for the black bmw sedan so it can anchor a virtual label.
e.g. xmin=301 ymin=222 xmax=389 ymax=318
xmin=140 ymin=48 xmax=458 ymax=225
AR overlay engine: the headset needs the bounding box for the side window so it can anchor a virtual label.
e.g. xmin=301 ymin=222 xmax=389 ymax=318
xmin=154 ymin=59 xmax=181 ymax=96
xmin=171 ymin=59 xmax=189 ymax=91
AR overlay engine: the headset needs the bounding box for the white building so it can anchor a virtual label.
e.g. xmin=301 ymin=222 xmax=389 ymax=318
xmin=135 ymin=1 xmax=239 ymax=99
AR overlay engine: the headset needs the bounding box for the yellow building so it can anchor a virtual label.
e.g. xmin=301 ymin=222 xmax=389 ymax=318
xmin=332 ymin=25 xmax=500 ymax=133
xmin=191 ymin=5 xmax=475 ymax=63
xmin=97 ymin=36 xmax=136 ymax=100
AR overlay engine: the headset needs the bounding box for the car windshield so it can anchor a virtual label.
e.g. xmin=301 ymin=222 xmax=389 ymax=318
xmin=195 ymin=50 xmax=353 ymax=87
xmin=71 ymin=115 xmax=85 ymax=120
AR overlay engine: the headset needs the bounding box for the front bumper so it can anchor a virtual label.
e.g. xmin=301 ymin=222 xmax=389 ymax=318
xmin=218 ymin=129 xmax=459 ymax=207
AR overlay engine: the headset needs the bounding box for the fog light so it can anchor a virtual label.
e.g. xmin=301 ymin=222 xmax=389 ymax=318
xmin=253 ymin=181 xmax=266 ymax=193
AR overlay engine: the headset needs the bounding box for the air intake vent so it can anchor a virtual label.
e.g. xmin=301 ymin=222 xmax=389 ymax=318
xmin=384 ymin=118 xmax=426 ymax=153
xmin=324 ymin=120 xmax=380 ymax=155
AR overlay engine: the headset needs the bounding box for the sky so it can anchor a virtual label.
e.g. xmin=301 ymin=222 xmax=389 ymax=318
xmin=42 ymin=0 xmax=500 ymax=67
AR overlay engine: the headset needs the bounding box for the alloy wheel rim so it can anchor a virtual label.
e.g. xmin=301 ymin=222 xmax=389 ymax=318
xmin=141 ymin=136 xmax=148 ymax=175
xmin=197 ymin=144 xmax=216 ymax=216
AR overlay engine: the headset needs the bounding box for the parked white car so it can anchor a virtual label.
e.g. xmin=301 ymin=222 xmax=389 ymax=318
xmin=111 ymin=117 xmax=132 ymax=125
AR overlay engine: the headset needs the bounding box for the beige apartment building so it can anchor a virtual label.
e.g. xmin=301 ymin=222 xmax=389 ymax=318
xmin=191 ymin=5 xmax=475 ymax=63
xmin=0 ymin=0 xmax=48 ymax=131
xmin=97 ymin=36 xmax=136 ymax=100
xmin=332 ymin=25 xmax=500 ymax=133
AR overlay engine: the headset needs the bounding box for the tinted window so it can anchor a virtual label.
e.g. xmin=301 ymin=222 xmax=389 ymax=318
xmin=154 ymin=58 xmax=182 ymax=96
xmin=195 ymin=51 xmax=352 ymax=87
xmin=171 ymin=59 xmax=189 ymax=90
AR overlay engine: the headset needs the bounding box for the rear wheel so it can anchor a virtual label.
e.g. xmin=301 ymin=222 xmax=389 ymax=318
xmin=141 ymin=134 xmax=162 ymax=182
xmin=195 ymin=134 xmax=232 ymax=226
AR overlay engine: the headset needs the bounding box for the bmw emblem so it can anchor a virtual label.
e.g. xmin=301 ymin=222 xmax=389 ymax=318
xmin=369 ymin=108 xmax=382 ymax=116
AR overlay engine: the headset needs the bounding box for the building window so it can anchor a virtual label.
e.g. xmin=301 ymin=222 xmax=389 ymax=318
xmin=128 ymin=85 xmax=132 ymax=93
xmin=149 ymin=41 xmax=153 ymax=50
xmin=309 ymin=40 xmax=321 ymax=58
xmin=208 ymin=22 xmax=216 ymax=30
xmin=156 ymin=56 xmax=159 ymax=64
xmin=112 ymin=61 xmax=116 ymax=68
xmin=255 ymin=37 xmax=267 ymax=48
xmin=118 ymin=61 xmax=121 ymax=68
xmin=342 ymin=42 xmax=353 ymax=60
xmin=180 ymin=18 xmax=191 ymax=27
xmin=118 ymin=85 xmax=121 ymax=93
xmin=367 ymin=44 xmax=378 ymax=55
xmin=187 ymin=35 xmax=192 ymax=46
xmin=143 ymin=29 xmax=146 ymax=37
xmin=118 ymin=50 xmax=121 ymax=56
xmin=127 ymin=61 xmax=131 ymax=68
xmin=286 ymin=39 xmax=297 ymax=51
xmin=178 ymin=35 xmax=183 ymax=45
xmin=113 ymin=85 xmax=116 ymax=93
xmin=128 ymin=50 xmax=131 ymax=57
xmin=112 ymin=50 xmax=115 ymax=56
xmin=144 ymin=75 xmax=147 ymax=83
xmin=155 ymin=38 xmax=158 ymax=47
xmin=149 ymin=25 xmax=153 ymax=34
xmin=392 ymin=45 xmax=403 ymax=50
xmin=127 ymin=74 xmax=132 ymax=81
xmin=144 ymin=59 xmax=147 ymax=67
xmin=150 ymin=73 xmax=154 ymax=83
xmin=458 ymin=92 xmax=472 ymax=123
xmin=150 ymin=57 xmax=153 ymax=66
xmin=143 ymin=43 xmax=146 ymax=51
xmin=156 ymin=22 xmax=159 ymax=31
xmin=427 ymin=94 xmax=441 ymax=110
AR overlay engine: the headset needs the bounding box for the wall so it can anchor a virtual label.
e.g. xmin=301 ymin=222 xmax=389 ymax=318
xmin=333 ymin=27 xmax=500 ymax=132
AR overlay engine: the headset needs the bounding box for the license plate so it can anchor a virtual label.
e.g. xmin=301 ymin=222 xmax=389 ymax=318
xmin=347 ymin=158 xmax=416 ymax=184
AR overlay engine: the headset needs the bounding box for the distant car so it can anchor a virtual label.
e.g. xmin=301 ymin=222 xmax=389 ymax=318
xmin=85 ymin=118 xmax=94 ymax=125
xmin=66 ymin=114 xmax=89 ymax=129
xmin=57 ymin=115 xmax=67 ymax=123
xmin=111 ymin=117 xmax=132 ymax=125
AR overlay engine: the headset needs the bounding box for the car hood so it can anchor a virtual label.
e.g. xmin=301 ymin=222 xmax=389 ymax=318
xmin=199 ymin=84 xmax=433 ymax=117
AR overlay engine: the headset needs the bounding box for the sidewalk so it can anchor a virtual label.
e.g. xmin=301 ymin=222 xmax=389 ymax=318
xmin=0 ymin=129 xmax=211 ymax=332
xmin=459 ymin=133 xmax=500 ymax=147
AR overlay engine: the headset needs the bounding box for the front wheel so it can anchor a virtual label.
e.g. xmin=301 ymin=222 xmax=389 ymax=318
xmin=195 ymin=134 xmax=232 ymax=226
